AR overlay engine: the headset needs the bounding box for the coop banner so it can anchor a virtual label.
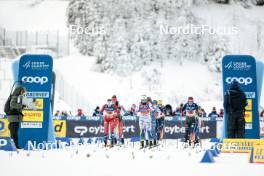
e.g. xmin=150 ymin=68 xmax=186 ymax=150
xmin=17 ymin=55 xmax=55 ymax=148
xmin=222 ymin=55 xmax=260 ymax=139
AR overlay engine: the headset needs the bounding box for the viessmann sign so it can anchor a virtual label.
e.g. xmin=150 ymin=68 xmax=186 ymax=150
xmin=222 ymin=55 xmax=260 ymax=139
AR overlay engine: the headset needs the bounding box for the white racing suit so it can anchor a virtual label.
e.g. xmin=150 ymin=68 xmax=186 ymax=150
xmin=137 ymin=103 xmax=152 ymax=141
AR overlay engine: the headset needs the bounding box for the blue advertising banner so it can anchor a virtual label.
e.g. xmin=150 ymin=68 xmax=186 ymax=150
xmin=62 ymin=117 xmax=216 ymax=139
xmin=222 ymin=55 xmax=260 ymax=139
xmin=17 ymin=55 xmax=55 ymax=148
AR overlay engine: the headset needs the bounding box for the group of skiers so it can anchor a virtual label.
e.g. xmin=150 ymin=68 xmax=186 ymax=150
xmin=100 ymin=95 xmax=202 ymax=148
xmin=3 ymin=78 xmax=248 ymax=150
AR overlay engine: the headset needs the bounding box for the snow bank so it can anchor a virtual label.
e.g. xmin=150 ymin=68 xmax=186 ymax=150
xmin=0 ymin=140 xmax=264 ymax=176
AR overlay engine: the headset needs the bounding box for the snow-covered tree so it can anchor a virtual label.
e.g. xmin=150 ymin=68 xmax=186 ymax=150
xmin=204 ymin=35 xmax=230 ymax=72
xmin=67 ymin=0 xmax=208 ymax=75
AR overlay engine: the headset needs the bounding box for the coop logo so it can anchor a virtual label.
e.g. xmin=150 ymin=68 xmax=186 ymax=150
xmin=22 ymin=76 xmax=48 ymax=85
xmin=225 ymin=77 xmax=253 ymax=85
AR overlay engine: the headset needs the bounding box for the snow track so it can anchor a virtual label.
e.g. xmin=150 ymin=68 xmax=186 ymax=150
xmin=1 ymin=139 xmax=263 ymax=176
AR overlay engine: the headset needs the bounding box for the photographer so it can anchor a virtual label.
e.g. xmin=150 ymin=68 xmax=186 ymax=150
xmin=224 ymin=80 xmax=247 ymax=138
xmin=6 ymin=85 xmax=27 ymax=149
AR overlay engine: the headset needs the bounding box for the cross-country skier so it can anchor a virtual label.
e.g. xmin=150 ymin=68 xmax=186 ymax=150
xmin=137 ymin=95 xmax=153 ymax=149
xmin=100 ymin=99 xmax=118 ymax=147
xmin=112 ymin=95 xmax=126 ymax=145
xmin=182 ymin=97 xmax=199 ymax=146
xmin=151 ymin=100 xmax=164 ymax=147
xmin=157 ymin=100 xmax=165 ymax=141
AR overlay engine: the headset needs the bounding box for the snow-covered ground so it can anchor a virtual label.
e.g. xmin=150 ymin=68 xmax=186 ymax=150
xmin=1 ymin=140 xmax=263 ymax=176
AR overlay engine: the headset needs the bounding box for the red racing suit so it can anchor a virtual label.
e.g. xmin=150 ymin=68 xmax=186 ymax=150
xmin=100 ymin=104 xmax=117 ymax=138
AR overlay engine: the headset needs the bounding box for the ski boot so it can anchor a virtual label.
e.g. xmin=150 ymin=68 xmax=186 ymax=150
xmin=153 ymin=139 xmax=158 ymax=147
xmin=120 ymin=138 xmax=125 ymax=145
xmin=109 ymin=138 xmax=114 ymax=148
xmin=140 ymin=141 xmax=144 ymax=149
xmin=149 ymin=141 xmax=153 ymax=149
xmin=104 ymin=137 xmax=108 ymax=147
xmin=183 ymin=139 xmax=189 ymax=149
xmin=145 ymin=140 xmax=149 ymax=148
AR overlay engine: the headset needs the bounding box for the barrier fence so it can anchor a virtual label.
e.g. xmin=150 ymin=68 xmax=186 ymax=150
xmin=0 ymin=115 xmax=263 ymax=139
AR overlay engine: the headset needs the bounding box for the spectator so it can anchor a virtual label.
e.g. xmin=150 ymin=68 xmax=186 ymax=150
xmin=208 ymin=107 xmax=219 ymax=120
xmin=61 ymin=111 xmax=69 ymax=118
xmin=68 ymin=111 xmax=73 ymax=116
xmin=6 ymin=85 xmax=27 ymax=149
xmin=260 ymin=108 xmax=264 ymax=117
xmin=93 ymin=106 xmax=101 ymax=116
xmin=224 ymin=80 xmax=247 ymax=138
xmin=201 ymin=109 xmax=207 ymax=117
xmin=130 ymin=104 xmax=137 ymax=116
xmin=219 ymin=108 xmax=224 ymax=118
xmin=147 ymin=97 xmax=152 ymax=104
xmin=54 ymin=110 xmax=61 ymax=117
xmin=198 ymin=107 xmax=206 ymax=118
xmin=157 ymin=100 xmax=165 ymax=113
xmin=77 ymin=108 xmax=84 ymax=117
xmin=164 ymin=104 xmax=173 ymax=116
xmin=174 ymin=107 xmax=181 ymax=117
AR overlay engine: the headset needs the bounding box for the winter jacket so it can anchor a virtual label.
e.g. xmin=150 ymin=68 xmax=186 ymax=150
xmin=7 ymin=86 xmax=25 ymax=123
xmin=224 ymin=82 xmax=247 ymax=114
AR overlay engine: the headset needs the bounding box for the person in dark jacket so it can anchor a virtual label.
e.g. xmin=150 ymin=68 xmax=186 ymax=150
xmin=92 ymin=106 xmax=101 ymax=117
xmin=224 ymin=80 xmax=247 ymax=138
xmin=7 ymin=85 xmax=26 ymax=149
xmin=208 ymin=107 xmax=219 ymax=120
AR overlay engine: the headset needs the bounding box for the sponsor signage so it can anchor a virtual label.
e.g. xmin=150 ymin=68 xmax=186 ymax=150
xmin=18 ymin=55 xmax=54 ymax=148
xmin=164 ymin=120 xmax=216 ymax=139
xmin=53 ymin=120 xmax=67 ymax=138
xmin=249 ymin=144 xmax=264 ymax=164
xmin=60 ymin=117 xmax=216 ymax=139
xmin=22 ymin=110 xmax=44 ymax=122
xmin=222 ymin=139 xmax=264 ymax=153
xmin=0 ymin=119 xmax=10 ymax=137
xmin=222 ymin=55 xmax=260 ymax=138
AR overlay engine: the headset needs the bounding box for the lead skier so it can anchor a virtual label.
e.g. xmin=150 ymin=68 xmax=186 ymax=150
xmin=182 ymin=97 xmax=199 ymax=146
xmin=137 ymin=95 xmax=153 ymax=149
xmin=100 ymin=99 xmax=118 ymax=147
